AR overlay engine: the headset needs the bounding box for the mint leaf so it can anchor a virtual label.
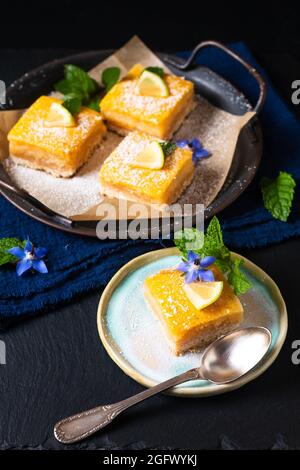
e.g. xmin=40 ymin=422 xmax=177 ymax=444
xmin=174 ymin=228 xmax=204 ymax=259
xmin=64 ymin=64 xmax=99 ymax=98
xmin=228 ymin=259 xmax=252 ymax=296
xmin=54 ymin=64 xmax=100 ymax=115
xmin=0 ymin=238 xmax=25 ymax=267
xmin=205 ymin=216 xmax=224 ymax=247
xmin=160 ymin=141 xmax=177 ymax=156
xmin=201 ymin=216 xmax=231 ymax=273
xmin=62 ymin=95 xmax=82 ymax=115
xmin=102 ymin=67 xmax=121 ymax=93
xmin=173 ymin=216 xmax=252 ymax=295
xmin=87 ymin=95 xmax=101 ymax=113
xmin=144 ymin=66 xmax=164 ymax=78
xmin=260 ymin=171 xmax=296 ymax=222
xmin=54 ymin=79 xmax=78 ymax=96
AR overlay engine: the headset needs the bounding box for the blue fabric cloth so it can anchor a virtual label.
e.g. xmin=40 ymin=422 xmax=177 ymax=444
xmin=0 ymin=43 xmax=299 ymax=321
xmin=179 ymin=44 xmax=300 ymax=249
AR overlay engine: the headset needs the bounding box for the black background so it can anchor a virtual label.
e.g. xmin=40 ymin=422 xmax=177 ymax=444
xmin=0 ymin=2 xmax=299 ymax=53
xmin=2 ymin=1 xmax=300 ymax=113
xmin=0 ymin=1 xmax=300 ymax=450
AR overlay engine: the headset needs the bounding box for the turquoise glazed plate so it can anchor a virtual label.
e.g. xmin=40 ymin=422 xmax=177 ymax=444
xmin=97 ymin=248 xmax=287 ymax=397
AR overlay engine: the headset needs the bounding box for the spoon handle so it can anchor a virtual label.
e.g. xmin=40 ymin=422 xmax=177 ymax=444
xmin=54 ymin=368 xmax=200 ymax=444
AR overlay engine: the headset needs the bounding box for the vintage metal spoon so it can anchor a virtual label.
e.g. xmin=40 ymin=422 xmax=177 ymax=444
xmin=54 ymin=326 xmax=271 ymax=444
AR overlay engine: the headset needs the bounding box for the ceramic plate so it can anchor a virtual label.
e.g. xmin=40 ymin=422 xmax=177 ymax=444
xmin=97 ymin=248 xmax=287 ymax=397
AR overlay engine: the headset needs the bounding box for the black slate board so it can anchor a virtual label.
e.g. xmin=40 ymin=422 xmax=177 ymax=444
xmin=0 ymin=50 xmax=300 ymax=451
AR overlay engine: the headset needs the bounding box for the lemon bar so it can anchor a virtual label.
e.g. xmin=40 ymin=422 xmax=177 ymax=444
xmin=100 ymin=70 xmax=194 ymax=139
xmin=98 ymin=131 xmax=194 ymax=205
xmin=8 ymin=96 xmax=107 ymax=177
xmin=144 ymin=266 xmax=244 ymax=355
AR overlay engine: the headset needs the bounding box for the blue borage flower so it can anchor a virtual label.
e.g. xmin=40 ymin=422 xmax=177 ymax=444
xmin=177 ymin=251 xmax=216 ymax=283
xmin=8 ymin=239 xmax=48 ymax=277
xmin=176 ymin=138 xmax=210 ymax=164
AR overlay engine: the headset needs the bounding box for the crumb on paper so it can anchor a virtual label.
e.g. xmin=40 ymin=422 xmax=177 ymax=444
xmin=2 ymin=36 xmax=254 ymax=218
xmin=4 ymin=96 xmax=253 ymax=218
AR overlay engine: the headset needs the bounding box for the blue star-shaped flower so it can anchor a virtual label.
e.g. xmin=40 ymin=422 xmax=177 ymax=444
xmin=8 ymin=239 xmax=48 ymax=277
xmin=176 ymin=138 xmax=210 ymax=164
xmin=177 ymin=251 xmax=215 ymax=283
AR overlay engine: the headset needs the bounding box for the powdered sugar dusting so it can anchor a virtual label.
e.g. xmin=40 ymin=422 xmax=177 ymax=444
xmin=99 ymin=130 xmax=192 ymax=196
xmin=102 ymin=75 xmax=192 ymax=124
xmin=8 ymin=96 xmax=105 ymax=156
xmin=1 ymin=37 xmax=255 ymax=219
xmin=176 ymin=96 xmax=254 ymax=207
xmin=105 ymin=254 xmax=277 ymax=388
xmin=4 ymin=132 xmax=122 ymax=216
xmin=4 ymin=96 xmax=253 ymax=218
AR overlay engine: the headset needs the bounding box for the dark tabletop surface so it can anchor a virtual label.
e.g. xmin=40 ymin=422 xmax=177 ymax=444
xmin=1 ymin=4 xmax=300 ymax=449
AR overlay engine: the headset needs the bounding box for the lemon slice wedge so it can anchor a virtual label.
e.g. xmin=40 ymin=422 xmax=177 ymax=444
xmin=131 ymin=141 xmax=165 ymax=170
xmin=44 ymin=102 xmax=75 ymax=128
xmin=137 ymin=70 xmax=169 ymax=97
xmin=183 ymin=281 xmax=224 ymax=310
xmin=125 ymin=63 xmax=145 ymax=80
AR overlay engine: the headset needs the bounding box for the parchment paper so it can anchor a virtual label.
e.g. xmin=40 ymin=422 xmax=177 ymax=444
xmin=0 ymin=36 xmax=255 ymax=219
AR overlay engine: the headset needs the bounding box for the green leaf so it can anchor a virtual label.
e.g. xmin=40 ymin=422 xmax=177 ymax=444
xmin=173 ymin=216 xmax=252 ymax=295
xmin=64 ymin=64 xmax=99 ymax=97
xmin=205 ymin=216 xmax=224 ymax=247
xmin=260 ymin=171 xmax=296 ymax=222
xmin=102 ymin=67 xmax=121 ymax=92
xmin=174 ymin=228 xmax=204 ymax=258
xmin=144 ymin=66 xmax=164 ymax=78
xmin=54 ymin=64 xmax=100 ymax=115
xmin=62 ymin=95 xmax=82 ymax=115
xmin=0 ymin=238 xmax=25 ymax=267
xmin=54 ymin=78 xmax=76 ymax=95
xmin=87 ymin=95 xmax=101 ymax=113
xmin=228 ymin=259 xmax=252 ymax=296
xmin=159 ymin=141 xmax=177 ymax=157
xmin=201 ymin=216 xmax=231 ymax=273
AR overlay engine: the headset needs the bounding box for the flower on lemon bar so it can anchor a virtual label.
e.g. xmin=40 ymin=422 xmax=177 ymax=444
xmin=177 ymin=251 xmax=215 ymax=283
xmin=176 ymin=138 xmax=210 ymax=164
xmin=8 ymin=238 xmax=48 ymax=276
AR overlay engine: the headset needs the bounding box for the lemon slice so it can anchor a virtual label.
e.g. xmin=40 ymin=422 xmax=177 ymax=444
xmin=125 ymin=63 xmax=145 ymax=80
xmin=183 ymin=281 xmax=224 ymax=310
xmin=137 ymin=70 xmax=169 ymax=97
xmin=131 ymin=141 xmax=165 ymax=170
xmin=44 ymin=102 xmax=75 ymax=128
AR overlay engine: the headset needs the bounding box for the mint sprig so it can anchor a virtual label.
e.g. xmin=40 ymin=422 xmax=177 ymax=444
xmin=62 ymin=94 xmax=82 ymax=115
xmin=174 ymin=228 xmax=204 ymax=259
xmin=54 ymin=64 xmax=101 ymax=114
xmin=228 ymin=259 xmax=252 ymax=296
xmin=174 ymin=216 xmax=252 ymax=296
xmin=260 ymin=171 xmax=296 ymax=222
xmin=200 ymin=216 xmax=231 ymax=273
xmin=0 ymin=238 xmax=25 ymax=267
xmin=87 ymin=95 xmax=101 ymax=113
xmin=144 ymin=66 xmax=164 ymax=78
xmin=159 ymin=141 xmax=177 ymax=157
xmin=101 ymin=67 xmax=121 ymax=93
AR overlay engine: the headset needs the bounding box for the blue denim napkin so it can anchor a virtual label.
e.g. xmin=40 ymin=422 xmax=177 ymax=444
xmin=182 ymin=44 xmax=299 ymax=248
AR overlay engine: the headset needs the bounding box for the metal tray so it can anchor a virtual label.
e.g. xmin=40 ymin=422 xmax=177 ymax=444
xmin=0 ymin=41 xmax=266 ymax=237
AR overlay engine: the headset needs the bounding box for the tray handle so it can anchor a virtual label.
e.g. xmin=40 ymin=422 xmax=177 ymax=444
xmin=0 ymin=171 xmax=73 ymax=228
xmin=165 ymin=40 xmax=267 ymax=114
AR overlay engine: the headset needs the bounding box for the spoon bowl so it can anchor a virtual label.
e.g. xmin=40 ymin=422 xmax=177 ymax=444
xmin=54 ymin=326 xmax=272 ymax=444
xmin=200 ymin=327 xmax=272 ymax=384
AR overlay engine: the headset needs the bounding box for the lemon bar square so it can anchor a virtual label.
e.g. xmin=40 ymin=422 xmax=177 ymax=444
xmin=8 ymin=96 xmax=107 ymax=177
xmin=100 ymin=72 xmax=194 ymax=140
xmin=98 ymin=131 xmax=194 ymax=205
xmin=144 ymin=267 xmax=244 ymax=355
